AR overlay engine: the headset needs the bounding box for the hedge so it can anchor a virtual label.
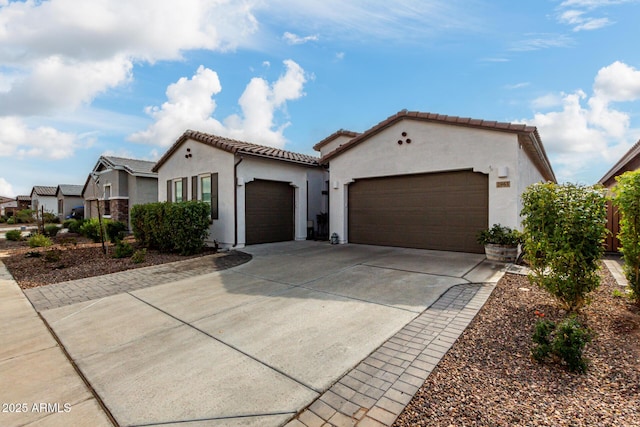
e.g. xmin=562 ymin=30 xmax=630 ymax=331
xmin=131 ymin=201 xmax=210 ymax=255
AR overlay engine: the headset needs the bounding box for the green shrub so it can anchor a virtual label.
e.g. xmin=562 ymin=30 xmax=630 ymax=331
xmin=0 ymin=216 xmax=5 ymax=223
xmin=5 ymin=229 xmax=22 ymax=241
xmin=63 ymin=219 xmax=74 ymax=229
xmin=113 ymin=240 xmax=134 ymax=259
xmin=66 ymin=219 xmax=84 ymax=234
xmin=6 ymin=217 xmax=15 ymax=224
xmin=131 ymin=201 xmax=210 ymax=255
xmin=131 ymin=248 xmax=147 ymax=263
xmin=613 ymin=170 xmax=640 ymax=304
xmin=106 ymin=221 xmax=128 ymax=243
xmin=532 ymin=316 xmax=592 ymax=373
xmin=42 ymin=212 xmax=59 ymax=224
xmin=477 ymin=224 xmax=522 ymax=246
xmin=28 ymin=233 xmax=52 ymax=248
xmin=15 ymin=209 xmax=34 ymax=223
xmin=44 ymin=224 xmax=60 ymax=237
xmin=80 ymin=218 xmax=109 ymax=243
xmin=521 ymin=183 xmax=608 ymax=312
xmin=43 ymin=249 xmax=61 ymax=262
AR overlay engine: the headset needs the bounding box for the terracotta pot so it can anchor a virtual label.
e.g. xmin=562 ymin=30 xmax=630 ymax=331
xmin=484 ymin=243 xmax=518 ymax=262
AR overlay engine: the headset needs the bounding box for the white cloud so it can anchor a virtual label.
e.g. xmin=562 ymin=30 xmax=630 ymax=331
xmin=524 ymin=61 xmax=640 ymax=182
xmin=0 ymin=0 xmax=260 ymax=117
xmin=509 ymin=33 xmax=574 ymax=51
xmin=505 ymin=82 xmax=530 ymax=90
xmin=0 ymin=177 xmax=14 ymax=197
xmin=532 ymin=93 xmax=565 ymax=109
xmin=129 ymin=60 xmax=307 ymax=149
xmin=335 ymin=52 xmax=345 ymax=60
xmin=283 ymin=32 xmax=319 ymax=45
xmin=556 ymin=0 xmax=633 ymax=31
xmin=0 ymin=116 xmax=78 ymax=160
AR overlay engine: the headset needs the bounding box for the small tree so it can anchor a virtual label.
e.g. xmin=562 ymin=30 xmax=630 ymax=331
xmin=521 ymin=182 xmax=608 ymax=312
xmin=613 ymin=170 xmax=640 ymax=304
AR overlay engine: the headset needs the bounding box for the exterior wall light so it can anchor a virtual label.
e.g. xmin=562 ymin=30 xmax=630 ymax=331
xmin=498 ymin=166 xmax=509 ymax=178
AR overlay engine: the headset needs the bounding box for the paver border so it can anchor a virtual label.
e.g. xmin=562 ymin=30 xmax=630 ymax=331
xmin=285 ymin=281 xmax=498 ymax=427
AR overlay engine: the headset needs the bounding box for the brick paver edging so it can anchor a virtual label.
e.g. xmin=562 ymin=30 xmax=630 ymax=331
xmin=285 ymin=282 xmax=496 ymax=427
xmin=22 ymin=253 xmax=245 ymax=311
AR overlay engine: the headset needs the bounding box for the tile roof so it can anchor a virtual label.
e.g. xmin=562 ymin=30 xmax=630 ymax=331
xmin=31 ymin=186 xmax=57 ymax=197
xmin=598 ymin=139 xmax=640 ymax=186
xmin=56 ymin=184 xmax=84 ymax=197
xmin=320 ymin=110 xmax=556 ymax=182
xmin=102 ymin=156 xmax=157 ymax=175
xmin=16 ymin=195 xmax=31 ymax=201
xmin=0 ymin=195 xmax=13 ymax=204
xmin=153 ymin=130 xmax=320 ymax=172
xmin=312 ymin=129 xmax=360 ymax=151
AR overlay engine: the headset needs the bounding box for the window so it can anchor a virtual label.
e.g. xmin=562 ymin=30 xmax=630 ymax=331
xmin=58 ymin=199 xmax=63 ymax=216
xmin=174 ymin=180 xmax=183 ymax=202
xmin=201 ymin=175 xmax=211 ymax=205
xmin=103 ymin=185 xmax=111 ymax=216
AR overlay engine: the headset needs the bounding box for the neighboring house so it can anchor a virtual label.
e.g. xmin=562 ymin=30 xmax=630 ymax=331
xmin=30 ymin=186 xmax=58 ymax=216
xmin=55 ymin=184 xmax=84 ymax=220
xmin=597 ymin=138 xmax=640 ymax=252
xmin=317 ymin=110 xmax=556 ymax=253
xmin=16 ymin=195 xmax=31 ymax=211
xmin=83 ymin=156 xmax=158 ymax=229
xmin=0 ymin=196 xmax=16 ymax=217
xmin=153 ymin=130 xmax=327 ymax=249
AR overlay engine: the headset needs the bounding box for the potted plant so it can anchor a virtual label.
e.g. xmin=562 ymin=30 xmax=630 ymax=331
xmin=477 ymin=224 xmax=522 ymax=262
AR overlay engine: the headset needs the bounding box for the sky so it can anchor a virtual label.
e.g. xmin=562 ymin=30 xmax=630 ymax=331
xmin=1 ymin=0 xmax=640 ymax=197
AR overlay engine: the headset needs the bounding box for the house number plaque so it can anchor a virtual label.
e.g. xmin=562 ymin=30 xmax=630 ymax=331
xmin=496 ymin=181 xmax=511 ymax=188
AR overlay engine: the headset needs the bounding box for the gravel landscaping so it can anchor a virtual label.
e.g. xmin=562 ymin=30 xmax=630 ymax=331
xmin=0 ymin=233 xmax=251 ymax=289
xmin=394 ymin=266 xmax=639 ymax=427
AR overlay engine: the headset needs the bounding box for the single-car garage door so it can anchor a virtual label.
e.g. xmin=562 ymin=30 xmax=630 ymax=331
xmin=245 ymin=179 xmax=294 ymax=245
xmin=348 ymin=170 xmax=488 ymax=253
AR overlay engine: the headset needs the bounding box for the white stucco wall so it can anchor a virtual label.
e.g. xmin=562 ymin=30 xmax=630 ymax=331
xmin=317 ymin=134 xmax=355 ymax=158
xmin=32 ymin=195 xmax=58 ymax=216
xmin=157 ymin=138 xmax=326 ymax=249
xmin=157 ymin=139 xmax=235 ymax=247
xmin=328 ymin=119 xmax=524 ymax=243
xmin=516 ymin=140 xmax=547 ymax=227
xmin=236 ymin=156 xmax=326 ymax=246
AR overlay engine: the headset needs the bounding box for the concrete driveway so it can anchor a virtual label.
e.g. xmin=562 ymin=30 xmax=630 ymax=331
xmin=41 ymin=241 xmax=500 ymax=427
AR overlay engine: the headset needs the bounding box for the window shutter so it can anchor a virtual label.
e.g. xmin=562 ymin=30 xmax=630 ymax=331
xmin=191 ymin=176 xmax=198 ymax=201
xmin=211 ymin=173 xmax=218 ymax=219
xmin=166 ymin=180 xmax=172 ymax=202
xmin=182 ymin=177 xmax=188 ymax=202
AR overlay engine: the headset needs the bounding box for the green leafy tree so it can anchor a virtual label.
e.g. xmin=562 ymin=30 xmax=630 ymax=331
xmin=521 ymin=182 xmax=608 ymax=312
xmin=613 ymin=170 xmax=640 ymax=304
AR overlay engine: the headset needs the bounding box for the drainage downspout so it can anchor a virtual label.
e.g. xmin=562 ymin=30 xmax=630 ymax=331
xmin=233 ymin=156 xmax=244 ymax=247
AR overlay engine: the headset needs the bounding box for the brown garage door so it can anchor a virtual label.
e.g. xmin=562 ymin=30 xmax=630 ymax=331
xmin=348 ymin=170 xmax=488 ymax=253
xmin=245 ymin=179 xmax=294 ymax=245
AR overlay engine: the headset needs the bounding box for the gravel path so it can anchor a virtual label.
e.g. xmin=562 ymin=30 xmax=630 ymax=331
xmin=393 ymin=267 xmax=639 ymax=427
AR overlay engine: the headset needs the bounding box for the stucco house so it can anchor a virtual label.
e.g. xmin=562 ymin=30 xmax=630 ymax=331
xmin=30 ymin=186 xmax=58 ymax=216
xmin=152 ymin=130 xmax=327 ymax=249
xmin=597 ymin=138 xmax=640 ymax=251
xmin=16 ymin=195 xmax=31 ymax=211
xmin=83 ymin=156 xmax=158 ymax=228
xmin=55 ymin=184 xmax=84 ymax=220
xmin=316 ymin=110 xmax=556 ymax=253
xmin=0 ymin=195 xmax=16 ymax=217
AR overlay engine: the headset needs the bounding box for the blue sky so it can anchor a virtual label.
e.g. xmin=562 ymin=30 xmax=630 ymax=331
xmin=1 ymin=0 xmax=640 ymax=196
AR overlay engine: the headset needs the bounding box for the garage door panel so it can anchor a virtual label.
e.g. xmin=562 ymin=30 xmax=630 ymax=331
xmin=245 ymin=180 xmax=294 ymax=245
xmin=348 ymin=171 xmax=488 ymax=253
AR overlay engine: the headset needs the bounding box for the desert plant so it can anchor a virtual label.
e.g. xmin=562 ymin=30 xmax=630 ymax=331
xmin=42 ymin=212 xmax=59 ymax=224
xmin=44 ymin=224 xmax=60 ymax=237
xmin=131 ymin=248 xmax=147 ymax=263
xmin=613 ymin=169 xmax=640 ymax=304
xmin=66 ymin=218 xmax=84 ymax=234
xmin=5 ymin=229 xmax=22 ymax=241
xmin=532 ymin=316 xmax=592 ymax=373
xmin=113 ymin=240 xmax=134 ymax=259
xmin=43 ymin=249 xmax=62 ymax=262
xmin=6 ymin=217 xmax=15 ymax=224
xmin=28 ymin=233 xmax=52 ymax=248
xmin=477 ymin=224 xmax=522 ymax=246
xmin=521 ymin=182 xmax=608 ymax=312
xmin=106 ymin=221 xmax=128 ymax=243
xmin=15 ymin=209 xmax=35 ymax=223
xmin=80 ymin=218 xmax=110 ymax=243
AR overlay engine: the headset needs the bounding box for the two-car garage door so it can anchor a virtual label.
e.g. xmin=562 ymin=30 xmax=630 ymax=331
xmin=348 ymin=170 xmax=488 ymax=253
